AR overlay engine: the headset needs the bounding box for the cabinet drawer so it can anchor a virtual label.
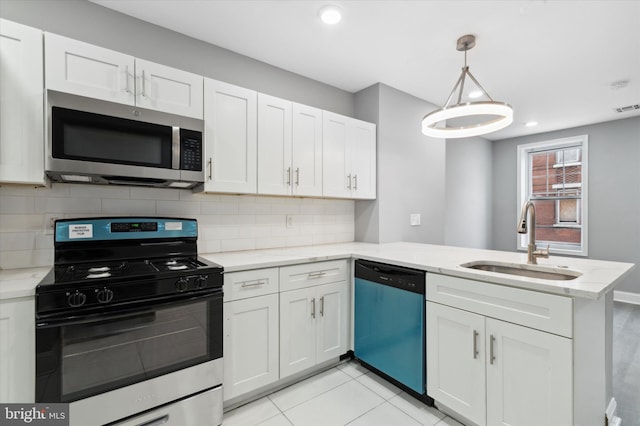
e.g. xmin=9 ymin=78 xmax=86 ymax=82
xmin=426 ymin=273 xmax=573 ymax=338
xmin=280 ymin=260 xmax=348 ymax=292
xmin=224 ymin=268 xmax=279 ymax=301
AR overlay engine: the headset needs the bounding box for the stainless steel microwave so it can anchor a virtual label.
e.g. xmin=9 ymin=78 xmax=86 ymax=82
xmin=46 ymin=92 xmax=204 ymax=188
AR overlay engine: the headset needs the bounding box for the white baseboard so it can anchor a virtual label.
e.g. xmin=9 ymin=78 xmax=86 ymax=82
xmin=614 ymin=290 xmax=640 ymax=305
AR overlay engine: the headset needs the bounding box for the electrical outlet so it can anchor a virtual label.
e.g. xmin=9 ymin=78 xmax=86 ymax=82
xmin=410 ymin=213 xmax=421 ymax=226
xmin=286 ymin=215 xmax=294 ymax=228
xmin=44 ymin=215 xmax=60 ymax=235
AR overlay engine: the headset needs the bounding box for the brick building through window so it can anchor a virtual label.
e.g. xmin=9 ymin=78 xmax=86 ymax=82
xmin=517 ymin=136 xmax=588 ymax=255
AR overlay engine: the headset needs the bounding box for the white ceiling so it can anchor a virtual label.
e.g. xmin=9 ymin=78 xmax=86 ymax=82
xmin=92 ymin=0 xmax=640 ymax=140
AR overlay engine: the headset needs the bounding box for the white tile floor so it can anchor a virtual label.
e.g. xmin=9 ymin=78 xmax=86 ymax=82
xmin=223 ymin=361 xmax=464 ymax=426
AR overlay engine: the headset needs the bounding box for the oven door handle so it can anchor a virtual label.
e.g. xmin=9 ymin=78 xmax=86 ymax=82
xmin=138 ymin=414 xmax=169 ymax=426
xmin=36 ymin=291 xmax=222 ymax=328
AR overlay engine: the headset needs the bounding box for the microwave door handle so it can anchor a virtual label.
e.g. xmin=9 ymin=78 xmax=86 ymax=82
xmin=172 ymin=127 xmax=180 ymax=169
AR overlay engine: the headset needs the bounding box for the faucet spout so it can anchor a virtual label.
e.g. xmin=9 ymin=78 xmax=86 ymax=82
xmin=517 ymin=201 xmax=549 ymax=265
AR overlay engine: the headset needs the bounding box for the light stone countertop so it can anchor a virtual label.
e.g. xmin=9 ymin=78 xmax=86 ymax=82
xmin=0 ymin=242 xmax=634 ymax=301
xmin=0 ymin=267 xmax=51 ymax=300
xmin=201 ymin=242 xmax=635 ymax=300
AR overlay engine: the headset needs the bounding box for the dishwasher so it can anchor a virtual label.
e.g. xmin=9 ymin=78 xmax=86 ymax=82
xmin=354 ymin=259 xmax=433 ymax=405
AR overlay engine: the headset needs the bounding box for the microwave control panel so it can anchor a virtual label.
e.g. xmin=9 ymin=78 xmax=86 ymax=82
xmin=180 ymin=129 xmax=203 ymax=171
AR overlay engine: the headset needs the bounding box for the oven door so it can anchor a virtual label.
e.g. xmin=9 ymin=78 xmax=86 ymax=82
xmin=36 ymin=291 xmax=222 ymax=404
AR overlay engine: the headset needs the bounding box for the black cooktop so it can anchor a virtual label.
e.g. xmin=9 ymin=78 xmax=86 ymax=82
xmin=36 ymin=217 xmax=223 ymax=318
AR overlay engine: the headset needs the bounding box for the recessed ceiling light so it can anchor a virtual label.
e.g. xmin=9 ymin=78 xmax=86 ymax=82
xmin=319 ymin=5 xmax=342 ymax=25
xmin=525 ymin=121 xmax=539 ymax=127
xmin=468 ymin=90 xmax=483 ymax=99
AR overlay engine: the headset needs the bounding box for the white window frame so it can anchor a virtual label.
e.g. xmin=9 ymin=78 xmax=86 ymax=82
xmin=516 ymin=135 xmax=588 ymax=256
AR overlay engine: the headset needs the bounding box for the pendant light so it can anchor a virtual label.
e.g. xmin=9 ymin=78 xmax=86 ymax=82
xmin=422 ymin=34 xmax=513 ymax=139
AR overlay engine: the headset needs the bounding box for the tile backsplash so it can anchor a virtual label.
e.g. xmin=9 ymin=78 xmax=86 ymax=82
xmin=0 ymin=183 xmax=355 ymax=269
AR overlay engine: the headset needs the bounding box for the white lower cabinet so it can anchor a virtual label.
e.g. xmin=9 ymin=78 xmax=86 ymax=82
xmin=427 ymin=302 xmax=486 ymax=424
xmin=426 ymin=273 xmax=573 ymax=426
xmin=0 ymin=296 xmax=35 ymax=402
xmin=223 ymin=260 xmax=349 ymax=402
xmin=279 ymin=281 xmax=348 ymax=379
xmin=224 ymin=294 xmax=279 ymax=400
xmin=278 ymin=260 xmax=349 ymax=379
xmin=223 ymin=268 xmax=279 ymax=401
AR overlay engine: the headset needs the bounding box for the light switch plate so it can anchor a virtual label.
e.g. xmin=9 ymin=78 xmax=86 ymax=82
xmin=410 ymin=214 xmax=421 ymax=226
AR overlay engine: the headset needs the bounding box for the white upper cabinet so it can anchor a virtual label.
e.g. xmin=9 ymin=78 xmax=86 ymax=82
xmin=0 ymin=19 xmax=45 ymax=185
xmin=134 ymin=59 xmax=203 ymax=118
xmin=257 ymin=94 xmax=292 ymax=196
xmin=292 ymin=103 xmax=323 ymax=197
xmin=45 ymin=32 xmax=135 ymax=105
xmin=322 ymin=111 xmax=376 ymax=199
xmin=349 ymin=119 xmax=376 ymax=199
xmin=203 ymin=78 xmax=257 ymax=194
xmin=45 ymin=33 xmax=203 ymax=118
xmin=257 ymin=95 xmax=323 ymax=197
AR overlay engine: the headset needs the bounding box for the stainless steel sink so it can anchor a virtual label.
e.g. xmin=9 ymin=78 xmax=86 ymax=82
xmin=460 ymin=261 xmax=581 ymax=281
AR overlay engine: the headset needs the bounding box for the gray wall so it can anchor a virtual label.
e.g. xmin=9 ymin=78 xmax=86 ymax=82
xmin=445 ymin=136 xmax=493 ymax=249
xmin=354 ymin=83 xmax=446 ymax=244
xmin=492 ymin=116 xmax=640 ymax=294
xmin=0 ymin=0 xmax=353 ymax=116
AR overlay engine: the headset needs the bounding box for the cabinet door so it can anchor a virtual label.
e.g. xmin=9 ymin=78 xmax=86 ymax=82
xmin=0 ymin=19 xmax=44 ymax=184
xmin=486 ymin=318 xmax=572 ymax=426
xmin=280 ymin=287 xmax=316 ymax=378
xmin=316 ymin=282 xmax=348 ymax=364
xmin=427 ymin=302 xmax=486 ymax=426
xmin=0 ymin=297 xmax=35 ymax=402
xmin=257 ymin=94 xmax=292 ymax=196
xmin=350 ymin=119 xmax=376 ymax=199
xmin=45 ymin=32 xmax=135 ymax=105
xmin=322 ymin=111 xmax=351 ymax=198
xmin=203 ymin=78 xmax=257 ymax=193
xmin=223 ymin=295 xmax=279 ymax=401
xmin=292 ymin=103 xmax=323 ymax=197
xmin=135 ymin=59 xmax=203 ymax=119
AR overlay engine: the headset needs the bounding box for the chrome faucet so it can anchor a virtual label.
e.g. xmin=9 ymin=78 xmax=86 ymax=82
xmin=517 ymin=201 xmax=549 ymax=264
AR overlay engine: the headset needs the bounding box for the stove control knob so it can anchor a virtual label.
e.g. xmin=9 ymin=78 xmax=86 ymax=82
xmin=175 ymin=277 xmax=189 ymax=292
xmin=96 ymin=287 xmax=114 ymax=304
xmin=195 ymin=276 xmax=208 ymax=289
xmin=67 ymin=291 xmax=87 ymax=308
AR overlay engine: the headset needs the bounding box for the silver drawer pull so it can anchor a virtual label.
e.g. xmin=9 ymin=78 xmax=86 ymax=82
xmin=241 ymin=280 xmax=266 ymax=288
xmin=320 ymin=296 xmax=324 ymax=317
xmin=311 ymin=298 xmax=316 ymax=319
xmin=308 ymin=271 xmax=326 ymax=278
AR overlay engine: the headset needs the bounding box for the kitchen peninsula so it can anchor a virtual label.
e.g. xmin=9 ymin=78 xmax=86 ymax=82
xmin=0 ymin=242 xmax=634 ymax=426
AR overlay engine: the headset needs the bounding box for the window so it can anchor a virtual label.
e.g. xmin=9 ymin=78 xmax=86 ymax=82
xmin=517 ymin=135 xmax=588 ymax=256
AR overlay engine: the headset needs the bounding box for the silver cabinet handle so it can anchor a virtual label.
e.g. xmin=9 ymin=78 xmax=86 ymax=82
xmin=320 ymin=296 xmax=324 ymax=317
xmin=141 ymin=69 xmax=147 ymax=97
xmin=286 ymin=167 xmax=291 ymax=186
xmin=490 ymin=334 xmax=496 ymax=365
xmin=473 ymin=330 xmax=479 ymax=359
xmin=137 ymin=414 xmax=168 ymax=426
xmin=308 ymin=271 xmax=326 ymax=279
xmin=295 ymin=167 xmax=300 ymax=186
xmin=311 ymin=298 xmax=316 ymax=319
xmin=346 ymin=174 xmax=352 ymax=189
xmin=208 ymin=158 xmax=212 ymax=180
xmin=240 ymin=280 xmax=266 ymax=288
xmin=124 ymin=65 xmax=131 ymax=94
xmin=353 ymin=174 xmax=358 ymax=190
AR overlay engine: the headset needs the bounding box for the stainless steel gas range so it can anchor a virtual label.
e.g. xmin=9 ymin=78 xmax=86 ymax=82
xmin=35 ymin=217 xmax=223 ymax=426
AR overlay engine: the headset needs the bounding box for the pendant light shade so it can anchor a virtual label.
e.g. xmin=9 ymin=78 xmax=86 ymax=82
xmin=422 ymin=34 xmax=513 ymax=139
